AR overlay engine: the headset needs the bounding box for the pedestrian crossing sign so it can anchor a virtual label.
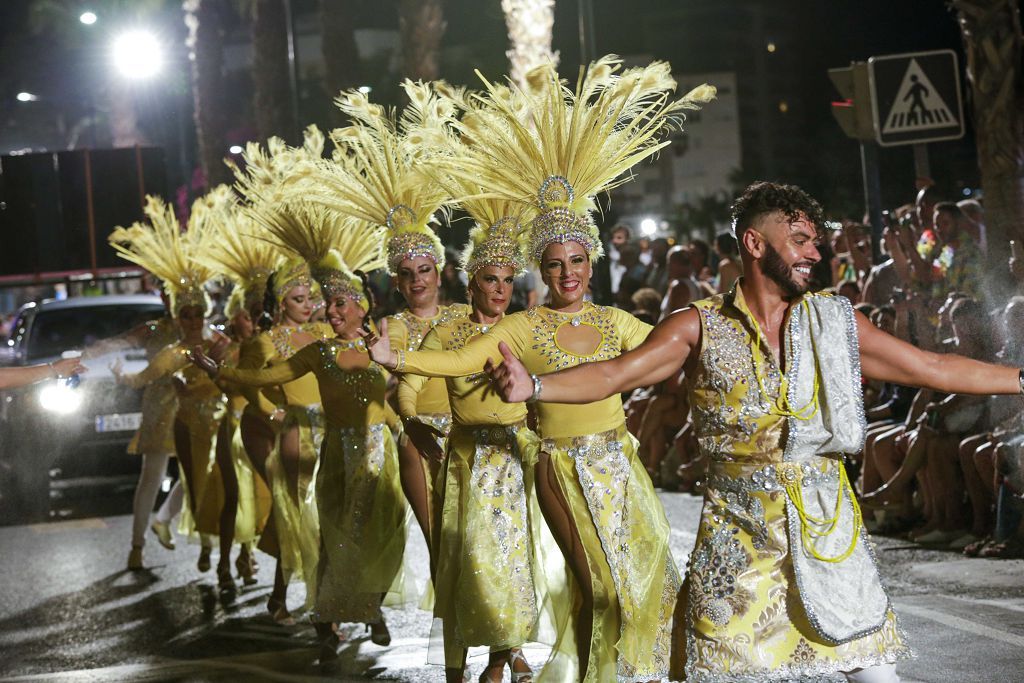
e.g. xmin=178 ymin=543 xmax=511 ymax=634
xmin=868 ymin=49 xmax=964 ymax=147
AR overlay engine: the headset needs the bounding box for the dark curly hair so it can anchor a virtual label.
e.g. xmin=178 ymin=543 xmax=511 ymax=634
xmin=258 ymin=272 xmax=278 ymax=332
xmin=730 ymin=182 xmax=825 ymax=252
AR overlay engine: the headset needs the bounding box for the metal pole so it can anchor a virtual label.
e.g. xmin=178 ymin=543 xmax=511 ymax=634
xmin=912 ymin=143 xmax=931 ymax=184
xmin=283 ymin=0 xmax=301 ymax=140
xmin=860 ymin=140 xmax=885 ymax=261
xmin=83 ymin=150 xmax=98 ymax=273
xmin=578 ymin=0 xmax=595 ymax=64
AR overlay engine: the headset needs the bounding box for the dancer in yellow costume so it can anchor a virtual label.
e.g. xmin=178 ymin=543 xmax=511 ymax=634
xmin=298 ymin=82 xmax=468 ymax=566
xmin=110 ymin=194 xmax=234 ymax=579
xmin=397 ymin=195 xmax=553 ymax=682
xmin=191 ymin=201 xmax=406 ymax=660
xmin=197 ymin=194 xmax=279 ymax=587
xmin=486 ymin=182 xmax=1024 ymax=682
xmin=228 ymin=129 xmax=334 ymax=622
xmin=121 ymin=295 xmax=180 ymax=570
xmin=367 ymin=57 xmax=712 ymax=682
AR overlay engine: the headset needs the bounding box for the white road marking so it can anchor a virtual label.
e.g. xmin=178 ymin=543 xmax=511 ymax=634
xmin=897 ymin=603 xmax=1024 ymax=649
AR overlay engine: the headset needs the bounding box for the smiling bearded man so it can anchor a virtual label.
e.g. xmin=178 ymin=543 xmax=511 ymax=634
xmin=485 ymin=181 xmax=1024 ymax=682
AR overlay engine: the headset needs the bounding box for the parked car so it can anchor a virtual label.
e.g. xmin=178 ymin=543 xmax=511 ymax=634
xmin=0 ymin=294 xmax=166 ymax=522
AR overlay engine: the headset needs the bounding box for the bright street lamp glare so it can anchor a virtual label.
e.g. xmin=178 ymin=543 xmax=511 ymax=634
xmin=358 ymin=85 xmax=372 ymax=94
xmin=640 ymin=218 xmax=658 ymax=236
xmin=112 ymin=30 xmax=163 ymax=80
xmin=229 ymin=145 xmax=243 ymax=155
xmin=80 ymin=11 xmax=98 ymax=25
xmin=16 ymin=92 xmax=38 ymax=102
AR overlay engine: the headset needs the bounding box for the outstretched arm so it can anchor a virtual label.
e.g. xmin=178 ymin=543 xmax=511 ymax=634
xmin=487 ymin=307 xmax=701 ymax=404
xmin=857 ymin=310 xmax=1020 ymax=395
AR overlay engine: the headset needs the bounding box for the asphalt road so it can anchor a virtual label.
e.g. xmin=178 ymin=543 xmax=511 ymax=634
xmin=0 ymin=492 xmax=1022 ymax=682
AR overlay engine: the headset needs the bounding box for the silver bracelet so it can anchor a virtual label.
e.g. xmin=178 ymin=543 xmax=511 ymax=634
xmin=526 ymin=373 xmax=543 ymax=403
xmin=1018 ymin=368 xmax=1023 ymax=395
xmin=47 ymin=362 xmax=61 ymax=379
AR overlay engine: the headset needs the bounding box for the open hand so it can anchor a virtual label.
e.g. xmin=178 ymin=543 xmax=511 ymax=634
xmin=483 ymin=342 xmax=533 ymax=403
xmin=403 ymin=418 xmax=446 ymax=461
xmin=360 ymin=318 xmax=398 ymax=369
xmin=207 ymin=330 xmax=231 ymax=363
xmin=187 ymin=345 xmax=219 ymax=378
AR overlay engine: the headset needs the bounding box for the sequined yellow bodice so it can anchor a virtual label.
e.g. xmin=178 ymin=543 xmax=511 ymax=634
xmin=386 ymin=303 xmax=470 ymax=415
xmin=399 ymin=303 xmax=651 ymax=439
xmin=689 ymin=287 xmax=809 ymax=465
xmin=398 ymin=315 xmax=527 ymax=427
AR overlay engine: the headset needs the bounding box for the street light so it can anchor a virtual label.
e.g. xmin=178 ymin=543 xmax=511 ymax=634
xmin=111 ymin=30 xmax=163 ymax=80
xmin=640 ymin=218 xmax=658 ymax=236
xmin=16 ymin=92 xmax=39 ymax=102
xmin=358 ymin=85 xmax=372 ymax=94
xmin=229 ymin=145 xmax=243 ymax=155
xmin=80 ymin=11 xmax=98 ymax=25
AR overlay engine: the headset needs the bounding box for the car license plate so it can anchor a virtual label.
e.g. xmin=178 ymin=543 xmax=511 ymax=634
xmin=95 ymin=413 xmax=142 ymax=433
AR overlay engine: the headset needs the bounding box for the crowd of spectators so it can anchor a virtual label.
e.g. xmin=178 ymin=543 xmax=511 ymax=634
xmin=604 ymin=186 xmax=1024 ymax=560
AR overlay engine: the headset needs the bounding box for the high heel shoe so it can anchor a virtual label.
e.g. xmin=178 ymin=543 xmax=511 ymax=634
xmin=127 ymin=545 xmax=144 ymax=571
xmin=150 ymin=520 xmax=175 ymax=550
xmin=267 ymin=597 xmax=296 ymax=626
xmin=216 ymin=564 xmax=236 ymax=592
xmin=197 ymin=546 xmax=212 ymax=573
xmin=235 ymin=552 xmax=257 ymax=586
xmin=508 ymin=648 xmax=534 ymax=683
xmin=365 ymin=619 xmax=391 ymax=646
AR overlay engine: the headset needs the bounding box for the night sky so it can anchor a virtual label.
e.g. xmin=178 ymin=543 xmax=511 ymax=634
xmin=0 ymin=0 xmax=1009 ymax=215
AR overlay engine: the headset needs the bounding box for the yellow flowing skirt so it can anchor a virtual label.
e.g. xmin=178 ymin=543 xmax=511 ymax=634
xmin=428 ymin=423 xmax=564 ymax=667
xmin=678 ymin=461 xmax=913 ymax=681
xmin=313 ymin=423 xmax=407 ymax=623
xmin=175 ymin=397 xmax=225 ymax=541
xmin=266 ymin=404 xmax=323 ymax=604
xmin=539 ymin=424 xmax=679 ymax=683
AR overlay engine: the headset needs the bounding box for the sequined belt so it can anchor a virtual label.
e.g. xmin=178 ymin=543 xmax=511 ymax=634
xmin=329 ymin=423 xmax=386 ymax=438
xmin=456 ymin=420 xmax=527 ymax=446
xmin=542 ymin=424 xmax=628 ymax=459
xmin=706 ymin=458 xmax=838 ymax=494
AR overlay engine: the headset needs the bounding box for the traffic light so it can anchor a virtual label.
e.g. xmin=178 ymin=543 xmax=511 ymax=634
xmin=828 ymin=62 xmax=876 ymax=141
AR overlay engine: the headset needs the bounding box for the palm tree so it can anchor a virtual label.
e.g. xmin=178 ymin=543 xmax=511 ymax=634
xmin=501 ymin=0 xmax=558 ymax=90
xmin=398 ymin=0 xmax=446 ymax=81
xmin=183 ymin=0 xmax=230 ymax=187
xmin=954 ymin=0 xmax=1024 ymax=251
xmin=249 ymin=0 xmax=297 ymax=142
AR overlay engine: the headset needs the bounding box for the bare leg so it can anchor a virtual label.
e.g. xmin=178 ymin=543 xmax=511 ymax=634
xmin=215 ymin=419 xmax=240 ymax=575
xmin=399 ymin=437 xmax=435 ymax=569
xmin=534 ymin=452 xmax=595 ymax=678
xmin=959 ymin=436 xmax=993 ymax=536
xmin=862 ymin=431 xmax=930 ymax=507
xmin=154 ymin=479 xmax=183 ymax=526
xmin=927 ymin=435 xmax=969 ymax=530
xmin=241 ymin=412 xmax=274 ymax=482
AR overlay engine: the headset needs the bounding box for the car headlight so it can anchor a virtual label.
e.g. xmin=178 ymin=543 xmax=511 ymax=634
xmin=38 ymin=383 xmax=84 ymax=414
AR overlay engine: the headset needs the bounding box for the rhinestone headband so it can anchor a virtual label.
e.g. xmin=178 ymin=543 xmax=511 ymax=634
xmin=528 ymin=175 xmax=603 ymax=263
xmin=462 ymin=217 xmax=526 ymax=275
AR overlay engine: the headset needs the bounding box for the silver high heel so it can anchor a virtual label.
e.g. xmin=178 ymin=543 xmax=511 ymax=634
xmin=508 ymin=648 xmax=534 ymax=683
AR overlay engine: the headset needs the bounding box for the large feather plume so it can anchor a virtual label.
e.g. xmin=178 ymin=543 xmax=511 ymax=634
xmin=442 ymin=55 xmax=716 ymax=213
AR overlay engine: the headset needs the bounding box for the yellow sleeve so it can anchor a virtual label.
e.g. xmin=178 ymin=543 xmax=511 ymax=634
xmin=383 ymin=402 xmax=400 ymax=431
xmin=397 ymin=327 xmax=441 ymax=417
xmin=231 ymin=336 xmax=278 ymax=416
xmin=220 ymin=343 xmax=319 ymax=387
xmin=120 ymin=345 xmax=185 ymax=389
xmin=401 ymin=314 xmax=526 ymax=378
xmin=615 ymin=308 xmax=654 ymax=351
xmin=386 ymin=315 xmax=410 ymax=350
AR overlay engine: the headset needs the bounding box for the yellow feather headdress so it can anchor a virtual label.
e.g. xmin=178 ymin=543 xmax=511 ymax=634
xmin=294 ymin=80 xmax=459 ymax=275
xmin=109 ymin=194 xmax=216 ymax=315
xmin=227 ymin=126 xmax=328 ymax=307
xmin=193 ymin=187 xmax=277 ymax=319
xmin=444 ymin=55 xmax=716 ymax=263
xmin=247 ymin=200 xmax=386 ymax=312
xmin=457 ymin=193 xmax=530 ymax=276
